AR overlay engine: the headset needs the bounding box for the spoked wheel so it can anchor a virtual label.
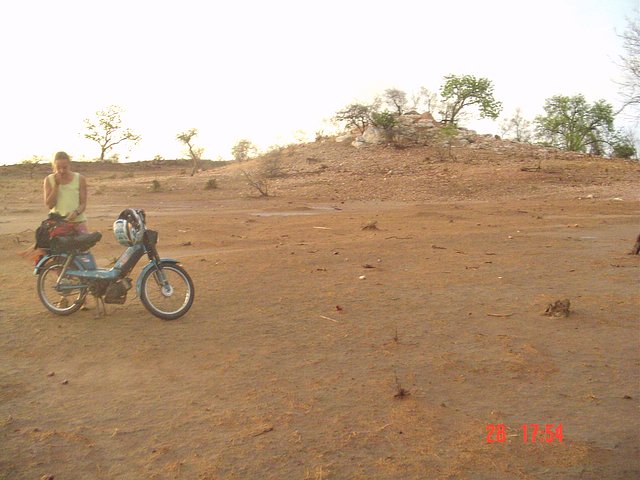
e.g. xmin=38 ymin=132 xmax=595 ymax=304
xmin=37 ymin=259 xmax=87 ymax=315
xmin=140 ymin=262 xmax=194 ymax=320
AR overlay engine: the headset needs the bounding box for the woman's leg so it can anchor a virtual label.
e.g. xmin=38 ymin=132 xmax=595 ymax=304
xmin=75 ymin=221 xmax=91 ymax=310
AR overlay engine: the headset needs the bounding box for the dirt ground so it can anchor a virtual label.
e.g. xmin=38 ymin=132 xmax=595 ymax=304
xmin=1 ymin=148 xmax=639 ymax=479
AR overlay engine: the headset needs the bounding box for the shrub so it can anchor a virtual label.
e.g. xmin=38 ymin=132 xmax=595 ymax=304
xmin=151 ymin=179 xmax=161 ymax=192
xmin=612 ymin=142 xmax=636 ymax=159
xmin=205 ymin=178 xmax=218 ymax=190
xmin=610 ymin=131 xmax=637 ymax=159
xmin=262 ymin=154 xmax=284 ymax=178
xmin=241 ymin=170 xmax=269 ymax=197
xmin=370 ymin=111 xmax=397 ymax=130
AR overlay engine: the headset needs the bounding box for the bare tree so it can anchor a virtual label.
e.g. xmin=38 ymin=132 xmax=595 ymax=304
xmin=334 ymin=103 xmax=373 ymax=134
xmin=421 ymin=87 xmax=441 ymax=115
xmin=500 ymin=108 xmax=533 ymax=142
xmin=83 ymin=105 xmax=141 ymax=161
xmin=383 ymin=88 xmax=408 ymax=115
xmin=240 ymin=169 xmax=269 ymax=196
xmin=176 ymin=128 xmax=204 ymax=176
xmin=410 ymin=87 xmax=441 ymax=115
xmin=21 ymin=155 xmax=42 ymax=178
xmin=231 ymin=139 xmax=257 ymax=162
xmin=618 ymin=14 xmax=640 ymax=117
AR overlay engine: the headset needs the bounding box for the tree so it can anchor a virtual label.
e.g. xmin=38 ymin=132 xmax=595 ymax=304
xmin=534 ymin=95 xmax=614 ymax=154
xmin=334 ymin=103 xmax=373 ymax=134
xmin=437 ymin=124 xmax=459 ymax=160
xmin=618 ymin=14 xmax=640 ymax=117
xmin=370 ymin=110 xmax=397 ymax=130
xmin=439 ymin=74 xmax=502 ymax=125
xmin=232 ymin=139 xmax=257 ymax=162
xmin=610 ymin=129 xmax=637 ymax=158
xmin=21 ymin=155 xmax=42 ymax=178
xmin=176 ymin=128 xmax=204 ymax=176
xmin=383 ymin=88 xmax=408 ymax=115
xmin=500 ymin=108 xmax=533 ymax=142
xmin=83 ymin=105 xmax=141 ymax=161
xmin=411 ymin=87 xmax=441 ymax=115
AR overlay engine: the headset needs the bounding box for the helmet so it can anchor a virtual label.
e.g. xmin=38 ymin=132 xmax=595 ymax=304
xmin=113 ymin=209 xmax=146 ymax=246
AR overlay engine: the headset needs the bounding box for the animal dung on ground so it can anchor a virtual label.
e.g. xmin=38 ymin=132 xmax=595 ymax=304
xmin=630 ymin=233 xmax=640 ymax=255
xmin=544 ymin=299 xmax=571 ymax=317
xmin=362 ymin=220 xmax=378 ymax=230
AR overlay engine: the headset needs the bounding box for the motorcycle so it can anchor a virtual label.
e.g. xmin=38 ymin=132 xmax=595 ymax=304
xmin=33 ymin=208 xmax=194 ymax=320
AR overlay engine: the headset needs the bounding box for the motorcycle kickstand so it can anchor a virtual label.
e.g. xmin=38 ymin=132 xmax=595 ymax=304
xmin=93 ymin=295 xmax=107 ymax=318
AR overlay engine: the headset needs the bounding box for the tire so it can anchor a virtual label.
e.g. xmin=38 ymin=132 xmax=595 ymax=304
xmin=37 ymin=259 xmax=87 ymax=315
xmin=139 ymin=263 xmax=194 ymax=320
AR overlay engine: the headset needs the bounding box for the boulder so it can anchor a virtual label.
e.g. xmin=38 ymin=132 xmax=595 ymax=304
xmin=336 ymin=133 xmax=355 ymax=143
xmin=416 ymin=120 xmax=436 ymax=128
xmin=362 ymin=125 xmax=390 ymax=144
xmin=352 ymin=136 xmax=366 ymax=148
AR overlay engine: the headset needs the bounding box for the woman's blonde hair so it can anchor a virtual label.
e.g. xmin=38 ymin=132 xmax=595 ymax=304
xmin=54 ymin=151 xmax=71 ymax=162
xmin=52 ymin=151 xmax=71 ymax=171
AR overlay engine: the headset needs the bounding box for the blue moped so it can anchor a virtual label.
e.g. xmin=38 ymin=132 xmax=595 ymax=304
xmin=34 ymin=209 xmax=194 ymax=320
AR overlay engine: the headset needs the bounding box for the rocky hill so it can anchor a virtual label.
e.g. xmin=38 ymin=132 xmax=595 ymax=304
xmin=209 ymin=122 xmax=640 ymax=203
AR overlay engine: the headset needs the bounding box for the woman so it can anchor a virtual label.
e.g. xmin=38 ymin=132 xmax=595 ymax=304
xmin=41 ymin=151 xmax=90 ymax=310
xmin=44 ymin=151 xmax=88 ymax=232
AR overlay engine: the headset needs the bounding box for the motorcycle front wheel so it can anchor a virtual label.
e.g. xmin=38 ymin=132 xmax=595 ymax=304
xmin=139 ymin=262 xmax=194 ymax=320
xmin=37 ymin=259 xmax=88 ymax=315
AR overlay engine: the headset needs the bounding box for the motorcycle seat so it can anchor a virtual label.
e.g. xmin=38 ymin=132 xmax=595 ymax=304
xmin=51 ymin=232 xmax=103 ymax=253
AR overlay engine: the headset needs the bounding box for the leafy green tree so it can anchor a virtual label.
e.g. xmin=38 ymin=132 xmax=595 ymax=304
xmin=534 ymin=95 xmax=614 ymax=154
xmin=439 ymin=74 xmax=502 ymax=125
xmin=232 ymin=139 xmax=257 ymax=162
xmin=176 ymin=128 xmax=204 ymax=176
xmin=382 ymin=88 xmax=408 ymax=115
xmin=370 ymin=110 xmax=397 ymax=130
xmin=334 ymin=103 xmax=373 ymax=134
xmin=83 ymin=105 xmax=141 ymax=161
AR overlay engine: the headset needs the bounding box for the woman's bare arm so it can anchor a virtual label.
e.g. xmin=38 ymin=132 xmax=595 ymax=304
xmin=44 ymin=176 xmax=58 ymax=209
xmin=78 ymin=175 xmax=87 ymax=214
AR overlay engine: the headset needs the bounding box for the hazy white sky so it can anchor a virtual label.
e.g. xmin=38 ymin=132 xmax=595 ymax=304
xmin=0 ymin=0 xmax=637 ymax=164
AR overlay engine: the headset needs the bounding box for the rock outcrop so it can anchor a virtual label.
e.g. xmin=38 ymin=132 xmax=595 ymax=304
xmin=340 ymin=112 xmax=593 ymax=161
xmin=344 ymin=112 xmax=478 ymax=148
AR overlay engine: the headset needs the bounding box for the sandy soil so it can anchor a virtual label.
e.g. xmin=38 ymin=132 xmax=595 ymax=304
xmin=1 ymin=148 xmax=639 ymax=479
